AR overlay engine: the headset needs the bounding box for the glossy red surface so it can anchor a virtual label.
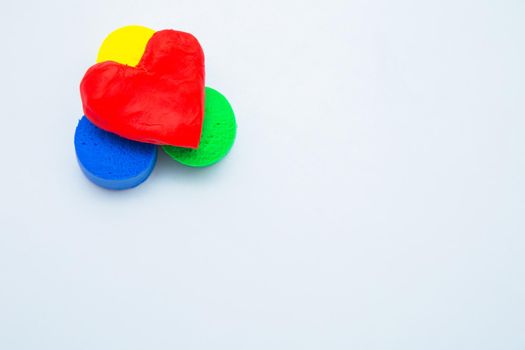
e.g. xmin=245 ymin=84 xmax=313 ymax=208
xmin=80 ymin=30 xmax=205 ymax=148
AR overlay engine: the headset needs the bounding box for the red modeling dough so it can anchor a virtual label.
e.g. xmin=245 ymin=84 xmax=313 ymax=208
xmin=80 ymin=30 xmax=205 ymax=148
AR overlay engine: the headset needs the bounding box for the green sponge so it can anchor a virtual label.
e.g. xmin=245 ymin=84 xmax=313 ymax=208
xmin=162 ymin=87 xmax=236 ymax=167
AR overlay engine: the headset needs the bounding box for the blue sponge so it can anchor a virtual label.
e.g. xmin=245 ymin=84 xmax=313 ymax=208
xmin=74 ymin=116 xmax=157 ymax=190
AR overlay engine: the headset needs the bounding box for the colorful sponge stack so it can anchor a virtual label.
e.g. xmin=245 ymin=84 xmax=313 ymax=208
xmin=75 ymin=25 xmax=236 ymax=190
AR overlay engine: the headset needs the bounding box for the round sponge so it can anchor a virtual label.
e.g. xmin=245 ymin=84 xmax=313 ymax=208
xmin=74 ymin=116 xmax=157 ymax=190
xmin=97 ymin=25 xmax=155 ymax=67
xmin=162 ymin=87 xmax=236 ymax=167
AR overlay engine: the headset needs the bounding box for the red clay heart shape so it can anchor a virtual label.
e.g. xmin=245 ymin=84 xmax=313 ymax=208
xmin=80 ymin=30 xmax=205 ymax=148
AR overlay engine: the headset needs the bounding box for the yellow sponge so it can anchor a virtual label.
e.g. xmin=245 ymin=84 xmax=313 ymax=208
xmin=96 ymin=25 xmax=154 ymax=67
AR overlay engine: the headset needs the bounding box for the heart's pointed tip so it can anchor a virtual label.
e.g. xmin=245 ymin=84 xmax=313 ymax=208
xmin=186 ymin=143 xmax=200 ymax=150
xmin=163 ymin=137 xmax=201 ymax=149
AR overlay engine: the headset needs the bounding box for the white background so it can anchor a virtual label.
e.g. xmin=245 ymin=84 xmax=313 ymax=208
xmin=0 ymin=0 xmax=524 ymax=349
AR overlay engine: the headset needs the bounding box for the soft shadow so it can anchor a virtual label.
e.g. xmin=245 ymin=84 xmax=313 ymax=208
xmin=149 ymin=146 xmax=225 ymax=184
xmin=74 ymin=146 xmax=226 ymax=199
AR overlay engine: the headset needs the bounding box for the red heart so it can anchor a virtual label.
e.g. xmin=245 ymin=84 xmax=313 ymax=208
xmin=80 ymin=30 xmax=205 ymax=148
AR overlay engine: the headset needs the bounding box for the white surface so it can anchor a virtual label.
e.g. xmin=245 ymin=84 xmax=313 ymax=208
xmin=0 ymin=0 xmax=524 ymax=349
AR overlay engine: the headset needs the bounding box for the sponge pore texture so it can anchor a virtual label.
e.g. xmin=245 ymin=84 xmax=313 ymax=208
xmin=74 ymin=116 xmax=157 ymax=190
xmin=162 ymin=87 xmax=236 ymax=167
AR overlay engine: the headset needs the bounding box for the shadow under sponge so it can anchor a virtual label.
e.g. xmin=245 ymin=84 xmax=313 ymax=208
xmin=74 ymin=116 xmax=157 ymax=190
